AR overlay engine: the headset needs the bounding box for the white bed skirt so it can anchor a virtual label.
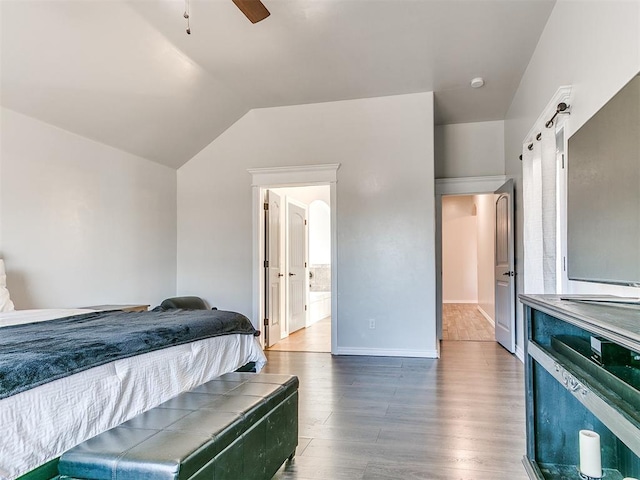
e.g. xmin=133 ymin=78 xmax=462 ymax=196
xmin=0 ymin=310 xmax=266 ymax=480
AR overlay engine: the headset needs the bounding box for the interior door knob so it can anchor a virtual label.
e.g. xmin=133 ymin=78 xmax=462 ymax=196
xmin=277 ymin=273 xmax=284 ymax=277
xmin=289 ymin=272 xmax=296 ymax=276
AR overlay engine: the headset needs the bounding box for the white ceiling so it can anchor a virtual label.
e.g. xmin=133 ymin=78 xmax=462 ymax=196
xmin=1 ymin=0 xmax=555 ymax=168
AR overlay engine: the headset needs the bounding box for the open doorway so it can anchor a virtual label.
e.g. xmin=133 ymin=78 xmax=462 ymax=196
xmin=263 ymin=185 xmax=331 ymax=353
xmin=441 ymin=194 xmax=496 ymax=341
xmin=435 ymin=175 xmax=516 ymax=354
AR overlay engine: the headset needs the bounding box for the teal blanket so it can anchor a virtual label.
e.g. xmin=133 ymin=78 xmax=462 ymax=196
xmin=0 ymin=309 xmax=257 ymax=400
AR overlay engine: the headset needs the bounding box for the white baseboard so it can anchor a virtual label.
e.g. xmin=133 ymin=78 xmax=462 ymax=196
xmin=443 ymin=300 xmax=477 ymax=304
xmin=476 ymin=306 xmax=495 ymax=327
xmin=515 ymin=344 xmax=525 ymax=363
xmin=334 ymin=346 xmax=440 ymax=358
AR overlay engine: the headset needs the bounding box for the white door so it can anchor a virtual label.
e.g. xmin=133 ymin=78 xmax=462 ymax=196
xmin=494 ymin=180 xmax=515 ymax=353
xmin=286 ymin=198 xmax=308 ymax=334
xmin=264 ymin=190 xmax=284 ymax=347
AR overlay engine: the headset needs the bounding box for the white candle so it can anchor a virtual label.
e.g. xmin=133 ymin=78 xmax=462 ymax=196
xmin=579 ymin=430 xmax=602 ymax=478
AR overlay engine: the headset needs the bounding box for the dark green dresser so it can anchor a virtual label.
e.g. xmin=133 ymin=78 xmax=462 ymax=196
xmin=521 ymin=295 xmax=640 ymax=480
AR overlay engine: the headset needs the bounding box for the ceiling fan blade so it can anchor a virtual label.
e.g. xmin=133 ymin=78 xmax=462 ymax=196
xmin=232 ymin=0 xmax=270 ymax=24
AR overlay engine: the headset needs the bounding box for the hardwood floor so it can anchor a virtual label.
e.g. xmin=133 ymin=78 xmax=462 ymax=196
xmin=267 ymin=341 xmax=527 ymax=480
xmin=442 ymin=304 xmax=495 ymax=341
xmin=268 ymin=317 xmax=331 ymax=353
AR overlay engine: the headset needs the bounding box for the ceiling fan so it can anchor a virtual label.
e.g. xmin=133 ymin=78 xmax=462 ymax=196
xmin=232 ymin=0 xmax=270 ymax=23
xmin=184 ymin=0 xmax=270 ymax=34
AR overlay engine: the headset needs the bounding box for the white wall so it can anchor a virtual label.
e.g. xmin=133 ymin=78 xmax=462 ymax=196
xmin=475 ymin=194 xmax=496 ymax=321
xmin=504 ymin=0 xmax=640 ymax=353
xmin=178 ymin=93 xmax=437 ymax=357
xmin=308 ymin=200 xmax=331 ymax=266
xmin=435 ymin=120 xmax=505 ymax=178
xmin=442 ymin=196 xmax=478 ymax=303
xmin=0 ymin=108 xmax=177 ymax=309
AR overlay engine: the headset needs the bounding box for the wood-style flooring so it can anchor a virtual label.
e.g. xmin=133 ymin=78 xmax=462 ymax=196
xmin=268 ymin=317 xmax=331 ymax=353
xmin=442 ymin=304 xmax=495 ymax=342
xmin=267 ymin=341 xmax=526 ymax=480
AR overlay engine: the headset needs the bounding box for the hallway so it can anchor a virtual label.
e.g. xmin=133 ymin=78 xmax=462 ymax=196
xmin=442 ymin=303 xmax=494 ymax=341
xmin=267 ymin=317 xmax=331 ymax=353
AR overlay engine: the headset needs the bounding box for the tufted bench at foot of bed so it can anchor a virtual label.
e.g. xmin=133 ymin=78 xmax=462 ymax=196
xmin=58 ymin=373 xmax=298 ymax=480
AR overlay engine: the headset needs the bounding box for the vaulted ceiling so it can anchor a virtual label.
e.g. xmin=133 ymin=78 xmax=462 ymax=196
xmin=1 ymin=0 xmax=555 ymax=168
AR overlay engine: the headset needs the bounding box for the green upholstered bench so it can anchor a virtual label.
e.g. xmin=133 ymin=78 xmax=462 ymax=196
xmin=57 ymin=372 xmax=298 ymax=480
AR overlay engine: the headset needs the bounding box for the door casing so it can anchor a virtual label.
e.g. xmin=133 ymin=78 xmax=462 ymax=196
xmin=434 ymin=175 xmax=509 ymax=350
xmin=248 ymin=164 xmax=339 ymax=354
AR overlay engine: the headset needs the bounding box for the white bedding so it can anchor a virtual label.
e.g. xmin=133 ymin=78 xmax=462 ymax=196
xmin=0 ymin=309 xmax=267 ymax=480
xmin=0 ymin=308 xmax=97 ymax=327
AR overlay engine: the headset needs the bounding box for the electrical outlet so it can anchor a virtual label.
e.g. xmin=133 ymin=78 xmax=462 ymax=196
xmin=368 ymin=319 xmax=375 ymax=329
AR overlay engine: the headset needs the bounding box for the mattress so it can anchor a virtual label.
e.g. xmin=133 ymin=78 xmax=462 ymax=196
xmin=0 ymin=309 xmax=267 ymax=480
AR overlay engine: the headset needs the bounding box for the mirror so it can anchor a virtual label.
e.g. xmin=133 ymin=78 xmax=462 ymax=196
xmin=567 ymin=74 xmax=640 ymax=286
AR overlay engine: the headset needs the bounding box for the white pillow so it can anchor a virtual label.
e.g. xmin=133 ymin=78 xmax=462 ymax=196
xmin=0 ymin=259 xmax=16 ymax=312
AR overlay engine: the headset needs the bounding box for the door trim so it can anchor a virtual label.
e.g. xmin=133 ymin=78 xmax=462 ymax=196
xmin=249 ymin=164 xmax=340 ymax=186
xmin=434 ymin=175 xmax=507 ymax=341
xmin=249 ymin=164 xmax=340 ymax=354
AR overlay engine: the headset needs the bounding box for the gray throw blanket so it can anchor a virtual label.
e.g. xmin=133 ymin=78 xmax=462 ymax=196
xmin=0 ymin=309 xmax=258 ymax=400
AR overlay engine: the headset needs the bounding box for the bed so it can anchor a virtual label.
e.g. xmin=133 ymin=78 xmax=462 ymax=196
xmin=0 ymin=307 xmax=267 ymax=480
